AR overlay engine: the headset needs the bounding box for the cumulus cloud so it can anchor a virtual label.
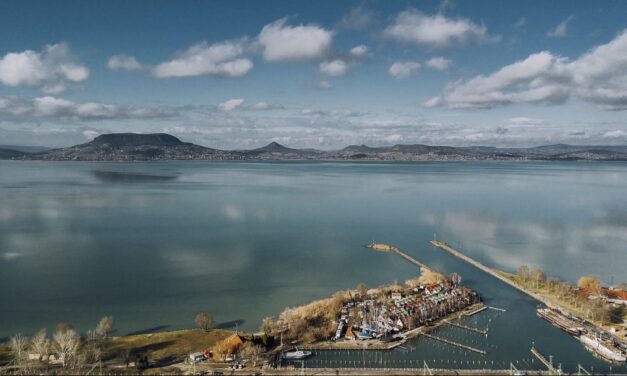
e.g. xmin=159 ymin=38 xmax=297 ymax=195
xmin=0 ymin=42 xmax=89 ymax=94
xmin=153 ymin=40 xmax=253 ymax=78
xmin=384 ymin=10 xmax=499 ymax=48
xmin=218 ymin=98 xmax=245 ymax=111
xmin=428 ymin=29 xmax=627 ymax=111
xmin=426 ymin=57 xmax=452 ymax=71
xmin=389 ymin=61 xmax=421 ymax=79
xmin=258 ymin=18 xmax=333 ymax=62
xmin=319 ymin=59 xmax=349 ymax=76
xmin=107 ymin=54 xmax=143 ymax=70
xmin=547 ymin=15 xmax=574 ymax=38
xmin=349 ymin=45 xmax=369 ymax=58
xmin=0 ymin=96 xmax=174 ymax=121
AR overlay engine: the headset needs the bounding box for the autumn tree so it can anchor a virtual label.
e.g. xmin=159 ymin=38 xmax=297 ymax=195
xmin=195 ymin=312 xmax=215 ymax=331
xmin=578 ymin=275 xmax=602 ymax=294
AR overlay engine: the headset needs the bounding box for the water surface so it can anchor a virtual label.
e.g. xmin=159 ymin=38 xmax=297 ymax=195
xmin=1 ymin=161 xmax=626 ymax=372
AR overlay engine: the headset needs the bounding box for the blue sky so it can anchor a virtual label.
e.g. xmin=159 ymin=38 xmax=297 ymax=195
xmin=1 ymin=0 xmax=627 ymax=148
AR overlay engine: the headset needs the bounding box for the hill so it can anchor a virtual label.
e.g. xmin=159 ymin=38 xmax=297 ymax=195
xmin=5 ymin=132 xmax=627 ymax=161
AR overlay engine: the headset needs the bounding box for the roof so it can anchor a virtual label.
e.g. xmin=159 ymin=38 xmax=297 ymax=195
xmin=608 ymin=289 xmax=627 ymax=300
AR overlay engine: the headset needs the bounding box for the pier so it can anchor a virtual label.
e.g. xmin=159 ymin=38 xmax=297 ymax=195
xmin=367 ymin=243 xmax=433 ymax=271
xmin=444 ymin=320 xmax=488 ymax=335
xmin=430 ymin=240 xmax=551 ymax=306
xmin=419 ymin=332 xmax=488 ymax=355
xmin=531 ymin=346 xmax=559 ymax=375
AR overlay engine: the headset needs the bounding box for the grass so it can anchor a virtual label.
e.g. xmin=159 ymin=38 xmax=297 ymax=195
xmin=105 ymin=328 xmax=234 ymax=364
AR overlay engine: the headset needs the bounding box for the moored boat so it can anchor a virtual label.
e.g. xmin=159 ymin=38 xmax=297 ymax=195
xmin=282 ymin=349 xmax=313 ymax=360
xmin=536 ymin=308 xmax=583 ymax=336
xmin=579 ymin=334 xmax=626 ymax=363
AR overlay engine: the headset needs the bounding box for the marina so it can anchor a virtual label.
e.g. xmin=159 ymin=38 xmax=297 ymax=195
xmin=431 ymin=239 xmax=627 ymax=365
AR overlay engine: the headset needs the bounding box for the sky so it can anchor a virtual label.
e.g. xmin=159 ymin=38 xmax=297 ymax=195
xmin=1 ymin=0 xmax=627 ymax=149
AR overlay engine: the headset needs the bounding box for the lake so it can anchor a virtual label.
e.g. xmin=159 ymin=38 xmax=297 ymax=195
xmin=1 ymin=161 xmax=626 ymax=372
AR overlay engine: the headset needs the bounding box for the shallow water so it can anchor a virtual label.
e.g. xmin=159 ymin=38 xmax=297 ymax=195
xmin=1 ymin=161 xmax=626 ymax=372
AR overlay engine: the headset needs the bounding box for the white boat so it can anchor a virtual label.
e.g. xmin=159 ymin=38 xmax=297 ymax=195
xmin=282 ymin=350 xmax=312 ymax=360
xmin=579 ymin=334 xmax=626 ymax=362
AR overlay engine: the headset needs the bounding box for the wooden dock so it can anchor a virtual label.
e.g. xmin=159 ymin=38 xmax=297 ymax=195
xmin=419 ymin=332 xmax=488 ymax=355
xmin=531 ymin=347 xmax=559 ymax=374
xmin=444 ymin=320 xmax=488 ymax=335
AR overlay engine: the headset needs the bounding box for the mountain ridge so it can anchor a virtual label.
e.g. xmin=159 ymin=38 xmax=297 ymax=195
xmin=3 ymin=132 xmax=627 ymax=161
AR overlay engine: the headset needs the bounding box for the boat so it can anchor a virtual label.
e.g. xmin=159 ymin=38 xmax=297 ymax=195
xmin=579 ymin=334 xmax=626 ymax=362
xmin=282 ymin=349 xmax=312 ymax=360
xmin=536 ymin=308 xmax=583 ymax=336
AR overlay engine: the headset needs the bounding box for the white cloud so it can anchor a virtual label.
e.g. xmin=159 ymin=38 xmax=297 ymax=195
xmin=422 ymin=96 xmax=442 ymax=108
xmin=107 ymin=54 xmax=143 ymax=70
xmin=0 ymin=42 xmax=89 ymax=93
xmin=153 ymin=40 xmax=253 ymax=78
xmin=319 ymin=59 xmax=349 ymax=76
xmin=218 ymin=98 xmax=245 ymax=111
xmin=0 ymin=95 xmax=174 ymax=121
xmin=426 ymin=57 xmax=452 ymax=71
xmin=246 ymin=101 xmax=283 ymax=111
xmin=384 ymin=10 xmax=499 ymax=48
xmin=603 ymin=130 xmax=627 ymax=139
xmin=507 ymin=117 xmax=545 ymax=126
xmin=349 ymin=45 xmax=369 ymax=58
xmin=317 ymin=80 xmax=333 ymax=90
xmin=547 ymin=15 xmax=574 ymax=38
xmin=431 ymin=29 xmax=627 ymax=110
xmin=388 ymin=61 xmax=420 ymax=79
xmin=338 ymin=5 xmax=374 ymax=30
xmin=258 ymin=18 xmax=333 ymax=62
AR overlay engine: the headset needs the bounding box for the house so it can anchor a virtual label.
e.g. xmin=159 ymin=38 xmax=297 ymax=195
xmin=607 ymin=289 xmax=627 ymax=306
xmin=345 ymin=326 xmax=357 ymax=340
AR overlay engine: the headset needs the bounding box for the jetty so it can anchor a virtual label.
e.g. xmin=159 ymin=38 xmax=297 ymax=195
xmin=419 ymin=332 xmax=488 ymax=355
xmin=367 ymin=242 xmax=432 ymax=271
xmin=430 ymin=240 xmax=551 ymax=306
xmin=444 ymin=320 xmax=488 ymax=335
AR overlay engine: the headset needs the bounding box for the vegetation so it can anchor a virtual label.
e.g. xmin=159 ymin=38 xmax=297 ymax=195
xmin=261 ymin=290 xmax=351 ymax=344
xmin=509 ymin=265 xmax=626 ymax=326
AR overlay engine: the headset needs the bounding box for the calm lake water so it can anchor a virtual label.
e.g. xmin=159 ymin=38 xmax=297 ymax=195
xmin=1 ymin=161 xmax=626 ymax=372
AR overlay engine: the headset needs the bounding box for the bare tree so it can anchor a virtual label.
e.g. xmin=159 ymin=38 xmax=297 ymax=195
xmin=53 ymin=328 xmax=79 ymax=368
xmin=9 ymin=334 xmax=29 ymax=365
xmin=195 ymin=312 xmax=214 ymax=331
xmin=95 ymin=316 xmax=114 ymax=339
xmin=55 ymin=322 xmax=73 ymax=334
xmin=357 ymin=283 xmax=368 ymax=299
xmin=530 ymin=267 xmax=546 ymax=289
xmin=517 ymin=265 xmax=530 ymax=282
xmin=240 ymin=342 xmax=264 ymax=367
xmin=31 ymin=329 xmax=50 ymax=360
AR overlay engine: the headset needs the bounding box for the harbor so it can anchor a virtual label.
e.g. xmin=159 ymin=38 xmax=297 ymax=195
xmin=431 ymin=239 xmax=627 ymax=365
